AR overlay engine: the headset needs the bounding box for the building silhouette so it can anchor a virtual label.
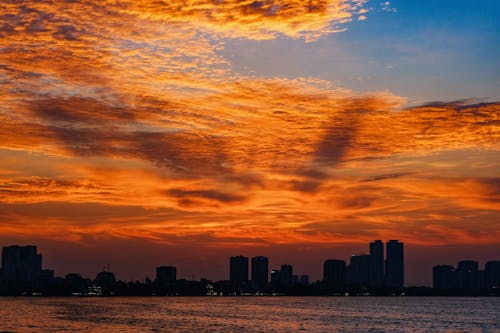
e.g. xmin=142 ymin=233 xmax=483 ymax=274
xmin=64 ymin=273 xmax=89 ymax=293
xmin=229 ymin=256 xmax=248 ymax=289
xmin=349 ymin=254 xmax=370 ymax=286
xmin=432 ymin=260 xmax=500 ymax=291
xmin=251 ymin=256 xmax=268 ymax=290
xmin=385 ymin=240 xmax=404 ymax=288
xmin=369 ymin=240 xmax=384 ymax=287
xmin=433 ymin=265 xmax=456 ymax=290
xmin=485 ymin=261 xmax=500 ymax=289
xmin=456 ymin=260 xmax=480 ymax=290
xmin=323 ymin=259 xmax=346 ymax=289
xmin=279 ymin=264 xmax=293 ymax=286
xmin=2 ymin=242 xmax=500 ymax=296
xmin=156 ymin=266 xmax=177 ymax=287
xmin=1 ymin=245 xmax=42 ymax=283
xmin=270 ymin=269 xmax=280 ymax=286
xmin=95 ymin=271 xmax=116 ymax=289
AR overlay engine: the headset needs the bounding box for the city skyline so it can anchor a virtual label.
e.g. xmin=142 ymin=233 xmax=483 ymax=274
xmin=0 ymin=0 xmax=499 ymax=288
xmin=1 ymin=240 xmax=498 ymax=289
xmin=1 ymin=242 xmax=499 ymax=297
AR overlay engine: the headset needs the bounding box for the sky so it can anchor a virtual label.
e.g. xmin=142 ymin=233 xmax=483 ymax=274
xmin=0 ymin=0 xmax=498 ymax=286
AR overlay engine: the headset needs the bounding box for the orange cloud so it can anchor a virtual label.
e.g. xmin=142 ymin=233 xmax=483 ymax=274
xmin=113 ymin=0 xmax=366 ymax=41
xmin=0 ymin=0 xmax=498 ymax=254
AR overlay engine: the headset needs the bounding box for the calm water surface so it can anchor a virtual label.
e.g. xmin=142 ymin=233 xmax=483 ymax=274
xmin=1 ymin=297 xmax=499 ymax=332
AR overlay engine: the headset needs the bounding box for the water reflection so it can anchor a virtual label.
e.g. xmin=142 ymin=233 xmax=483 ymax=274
xmin=1 ymin=297 xmax=499 ymax=332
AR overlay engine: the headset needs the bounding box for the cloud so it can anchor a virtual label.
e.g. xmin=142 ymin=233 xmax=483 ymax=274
xmin=0 ymin=177 xmax=115 ymax=204
xmin=362 ymin=172 xmax=413 ymax=182
xmin=0 ymin=0 xmax=498 ymax=254
xmin=166 ymin=189 xmax=247 ymax=205
xmin=113 ymin=0 xmax=367 ymax=41
xmin=380 ymin=1 xmax=397 ymax=13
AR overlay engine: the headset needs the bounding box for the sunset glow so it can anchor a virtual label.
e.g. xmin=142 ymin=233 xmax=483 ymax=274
xmin=0 ymin=0 xmax=498 ymax=285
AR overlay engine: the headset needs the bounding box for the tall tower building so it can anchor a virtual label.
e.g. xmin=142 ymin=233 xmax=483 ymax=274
xmin=456 ymin=260 xmax=479 ymax=290
xmin=369 ymin=240 xmax=384 ymax=287
xmin=433 ymin=265 xmax=455 ymax=290
xmin=270 ymin=269 xmax=280 ymax=286
xmin=155 ymin=266 xmax=177 ymax=287
xmin=349 ymin=254 xmax=371 ymax=286
xmin=323 ymin=259 xmax=346 ymax=289
xmin=279 ymin=264 xmax=293 ymax=286
xmin=251 ymin=256 xmax=268 ymax=290
xmin=385 ymin=240 xmax=404 ymax=288
xmin=485 ymin=261 xmax=500 ymax=289
xmin=229 ymin=256 xmax=248 ymax=289
xmin=1 ymin=245 xmax=42 ymax=283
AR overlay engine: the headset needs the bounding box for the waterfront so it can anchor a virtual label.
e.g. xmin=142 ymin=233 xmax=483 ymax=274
xmin=1 ymin=297 xmax=499 ymax=332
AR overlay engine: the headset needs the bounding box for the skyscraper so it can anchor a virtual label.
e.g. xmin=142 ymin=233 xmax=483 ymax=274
xmin=1 ymin=245 xmax=42 ymax=283
xmin=385 ymin=240 xmax=404 ymax=288
xmin=369 ymin=240 xmax=384 ymax=287
xmin=349 ymin=254 xmax=371 ymax=286
xmin=323 ymin=259 xmax=346 ymax=289
xmin=229 ymin=256 xmax=248 ymax=289
xmin=279 ymin=264 xmax=293 ymax=286
xmin=270 ymin=269 xmax=280 ymax=286
xmin=485 ymin=261 xmax=500 ymax=289
xmin=155 ymin=266 xmax=177 ymax=287
xmin=251 ymin=256 xmax=268 ymax=290
xmin=433 ymin=265 xmax=456 ymax=290
xmin=456 ymin=260 xmax=479 ymax=290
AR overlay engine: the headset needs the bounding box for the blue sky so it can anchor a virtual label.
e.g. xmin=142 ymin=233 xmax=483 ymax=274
xmin=225 ymin=0 xmax=500 ymax=105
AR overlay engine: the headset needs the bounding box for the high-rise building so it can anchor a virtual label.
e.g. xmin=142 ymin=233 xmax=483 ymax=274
xmin=385 ymin=240 xmax=404 ymax=288
xmin=229 ymin=256 xmax=248 ymax=289
xmin=349 ymin=254 xmax=370 ymax=286
xmin=456 ymin=260 xmax=479 ymax=290
xmin=1 ymin=245 xmax=42 ymax=283
xmin=485 ymin=261 xmax=500 ymax=289
xmin=279 ymin=264 xmax=293 ymax=286
xmin=369 ymin=240 xmax=384 ymax=287
xmin=270 ymin=269 xmax=280 ymax=286
xmin=433 ymin=265 xmax=456 ymax=290
xmin=323 ymin=259 xmax=346 ymax=289
xmin=251 ymin=256 xmax=268 ymax=290
xmin=156 ymin=266 xmax=177 ymax=287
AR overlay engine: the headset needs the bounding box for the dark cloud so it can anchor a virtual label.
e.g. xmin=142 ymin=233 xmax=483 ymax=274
xmin=43 ymin=125 xmax=230 ymax=175
xmin=412 ymin=99 xmax=488 ymax=109
xmin=31 ymin=97 xmax=135 ymax=124
xmin=313 ymin=96 xmax=394 ymax=166
xmin=337 ymin=194 xmax=375 ymax=210
xmin=26 ymin=96 xmax=231 ymax=175
xmin=54 ymin=24 xmax=79 ymax=40
xmin=166 ymin=188 xmax=247 ymax=203
xmin=477 ymin=178 xmax=500 ymax=198
xmin=362 ymin=172 xmax=412 ymax=182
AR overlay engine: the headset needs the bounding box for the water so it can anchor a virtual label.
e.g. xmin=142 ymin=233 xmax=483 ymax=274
xmin=1 ymin=297 xmax=499 ymax=332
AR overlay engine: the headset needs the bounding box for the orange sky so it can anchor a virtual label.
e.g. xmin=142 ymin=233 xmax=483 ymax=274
xmin=0 ymin=0 xmax=499 ymax=285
